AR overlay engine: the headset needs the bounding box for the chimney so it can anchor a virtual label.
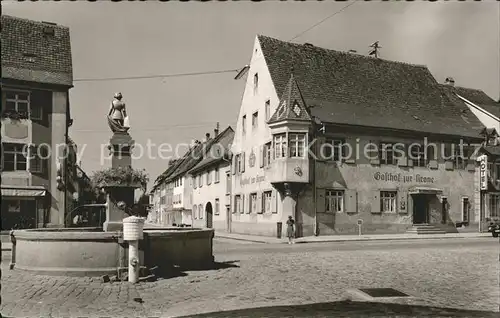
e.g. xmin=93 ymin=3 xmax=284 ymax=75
xmin=214 ymin=122 xmax=220 ymax=137
xmin=445 ymin=77 xmax=455 ymax=86
xmin=205 ymin=133 xmax=211 ymax=142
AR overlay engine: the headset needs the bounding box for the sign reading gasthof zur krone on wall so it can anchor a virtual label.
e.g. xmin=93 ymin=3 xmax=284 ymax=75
xmin=478 ymin=155 xmax=488 ymax=191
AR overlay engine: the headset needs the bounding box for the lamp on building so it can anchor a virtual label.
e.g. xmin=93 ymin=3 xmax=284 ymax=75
xmin=72 ymin=192 xmax=79 ymax=202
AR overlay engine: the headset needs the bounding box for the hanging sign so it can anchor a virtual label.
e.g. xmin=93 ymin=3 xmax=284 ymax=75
xmin=478 ymin=155 xmax=488 ymax=191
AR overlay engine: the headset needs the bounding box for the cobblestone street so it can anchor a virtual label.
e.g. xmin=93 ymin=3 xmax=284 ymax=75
xmin=1 ymin=238 xmax=499 ymax=317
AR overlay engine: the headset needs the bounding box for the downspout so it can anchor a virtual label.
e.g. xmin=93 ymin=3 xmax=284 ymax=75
xmin=64 ymin=91 xmax=71 ymax=227
xmin=312 ymin=122 xmax=318 ymax=236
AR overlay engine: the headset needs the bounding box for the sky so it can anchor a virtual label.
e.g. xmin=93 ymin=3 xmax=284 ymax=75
xmin=4 ymin=1 xmax=500 ymax=190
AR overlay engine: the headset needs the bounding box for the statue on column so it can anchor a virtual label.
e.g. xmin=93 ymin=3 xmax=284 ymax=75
xmin=107 ymin=92 xmax=130 ymax=133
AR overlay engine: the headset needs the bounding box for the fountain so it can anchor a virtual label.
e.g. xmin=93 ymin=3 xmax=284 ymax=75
xmin=10 ymin=93 xmax=214 ymax=277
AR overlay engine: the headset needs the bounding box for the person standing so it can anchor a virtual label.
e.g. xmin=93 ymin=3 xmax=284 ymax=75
xmin=286 ymin=215 xmax=295 ymax=244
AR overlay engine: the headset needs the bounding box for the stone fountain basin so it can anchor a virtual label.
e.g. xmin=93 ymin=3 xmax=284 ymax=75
xmin=11 ymin=227 xmax=214 ymax=277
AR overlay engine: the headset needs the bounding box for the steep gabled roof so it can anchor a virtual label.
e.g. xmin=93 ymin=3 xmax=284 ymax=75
xmin=1 ymin=15 xmax=73 ymax=86
xmin=268 ymin=74 xmax=311 ymax=124
xmin=189 ymin=127 xmax=234 ymax=174
xmin=445 ymin=85 xmax=500 ymax=118
xmin=258 ymin=35 xmax=484 ymax=139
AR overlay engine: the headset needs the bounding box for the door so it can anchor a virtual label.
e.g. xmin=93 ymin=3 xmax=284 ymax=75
xmin=462 ymin=198 xmax=470 ymax=225
xmin=206 ymin=202 xmax=213 ymax=228
xmin=412 ymin=194 xmax=429 ymax=224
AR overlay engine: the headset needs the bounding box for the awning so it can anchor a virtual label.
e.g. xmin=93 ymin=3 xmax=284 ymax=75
xmin=408 ymin=187 xmax=443 ymax=195
xmin=1 ymin=186 xmax=47 ymax=197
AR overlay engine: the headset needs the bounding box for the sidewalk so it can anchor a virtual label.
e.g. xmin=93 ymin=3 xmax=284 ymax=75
xmin=215 ymin=231 xmax=493 ymax=244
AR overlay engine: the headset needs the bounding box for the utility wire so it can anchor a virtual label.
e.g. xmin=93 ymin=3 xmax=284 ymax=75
xmin=73 ymin=69 xmax=239 ymax=82
xmin=289 ymin=0 xmax=360 ymax=41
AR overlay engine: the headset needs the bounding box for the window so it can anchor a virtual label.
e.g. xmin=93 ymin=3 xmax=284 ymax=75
xmin=380 ymin=191 xmax=397 ymax=213
xmin=235 ymin=195 xmax=242 ymax=214
xmin=289 ymin=133 xmax=306 ymax=158
xmin=30 ymin=145 xmax=48 ymax=174
xmin=207 ymin=170 xmax=212 ymax=185
xmin=252 ymin=112 xmax=258 ymax=129
xmin=193 ymin=205 xmax=197 ymax=219
xmin=273 ymin=134 xmax=287 ymax=158
xmin=265 ymin=100 xmax=271 ymax=121
xmin=489 ymin=194 xmax=500 ymax=218
xmin=180 ymin=178 xmax=183 ymax=186
xmin=226 ymin=172 xmax=231 ymax=194
xmin=379 ymin=142 xmax=396 ymax=165
xmin=193 ymin=176 xmax=197 ymax=189
xmin=326 ymin=190 xmax=344 ymax=213
xmin=3 ymin=143 xmax=27 ymax=171
xmin=495 ymin=163 xmax=500 ymax=181
xmin=4 ymin=91 xmax=30 ymax=117
xmin=253 ymin=73 xmax=258 ymax=95
xmin=454 ymin=144 xmax=469 ymax=170
xmin=215 ymin=198 xmax=220 ymax=215
xmin=6 ymin=200 xmax=21 ymax=213
xmin=410 ymin=144 xmax=426 ymax=167
xmin=263 ymin=191 xmax=272 ymax=213
xmin=324 ymin=139 xmax=345 ymax=161
xmin=242 ymin=115 xmax=246 ymax=135
xmin=198 ymin=204 xmax=203 ymax=219
xmin=250 ymin=193 xmax=257 ymax=213
xmin=198 ymin=174 xmax=203 ymax=188
xmin=214 ymin=167 xmax=220 ymax=183
xmin=264 ymin=142 xmax=272 ymax=166
xmin=236 ymin=154 xmax=243 ymax=173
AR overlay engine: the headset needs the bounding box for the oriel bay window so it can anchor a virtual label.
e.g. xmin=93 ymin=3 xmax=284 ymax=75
xmin=380 ymin=191 xmax=397 ymax=213
xmin=3 ymin=143 xmax=28 ymax=171
xmin=289 ymin=133 xmax=306 ymax=158
xmin=326 ymin=190 xmax=344 ymax=213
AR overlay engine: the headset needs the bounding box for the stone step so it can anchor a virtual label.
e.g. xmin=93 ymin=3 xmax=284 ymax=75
xmin=406 ymin=225 xmax=447 ymax=235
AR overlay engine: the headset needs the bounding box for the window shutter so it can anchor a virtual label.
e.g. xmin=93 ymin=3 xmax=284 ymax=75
xmin=371 ymin=190 xmax=381 ymax=213
xmin=368 ymin=140 xmax=380 ymax=165
xmin=316 ymin=188 xmax=326 ymax=213
xmin=397 ymin=190 xmax=408 ymax=213
xmin=241 ymin=152 xmax=246 ymax=172
xmin=247 ymin=194 xmax=251 ymax=214
xmin=344 ymin=189 xmax=357 ymax=213
xmin=232 ymin=156 xmax=236 ymax=175
xmin=256 ymin=193 xmax=262 ymax=213
xmin=344 ymin=137 xmax=356 ymax=163
xmin=397 ymin=145 xmax=408 ymax=167
xmin=259 ymin=145 xmax=264 ymax=168
xmin=241 ymin=195 xmax=245 ymax=214
xmin=233 ymin=196 xmax=237 ymax=213
xmin=271 ymin=190 xmax=277 ymax=213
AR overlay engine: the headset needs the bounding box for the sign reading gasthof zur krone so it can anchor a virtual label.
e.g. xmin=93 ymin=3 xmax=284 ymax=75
xmin=479 ymin=155 xmax=488 ymax=191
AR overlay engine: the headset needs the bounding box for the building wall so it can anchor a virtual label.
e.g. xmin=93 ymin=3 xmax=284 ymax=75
xmin=192 ymin=163 xmax=231 ymax=230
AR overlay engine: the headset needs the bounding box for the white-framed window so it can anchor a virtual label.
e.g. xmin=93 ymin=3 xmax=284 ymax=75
xmin=249 ymin=193 xmax=257 ymax=213
xmin=273 ymin=133 xmax=287 ymax=159
xmin=454 ymin=144 xmax=469 ymax=170
xmin=207 ymin=170 xmax=212 ymax=185
xmin=289 ymin=133 xmax=306 ymax=158
xmin=2 ymin=143 xmax=28 ymax=171
xmin=326 ymin=190 xmax=344 ymax=213
xmin=242 ymin=115 xmax=247 ymax=135
xmin=199 ymin=204 xmax=203 ymax=219
xmin=263 ymin=191 xmax=272 ymax=213
xmin=324 ymin=139 xmax=345 ymax=161
xmin=252 ymin=112 xmax=258 ymax=130
xmin=193 ymin=205 xmax=198 ymax=219
xmin=30 ymin=145 xmax=48 ymax=174
xmin=237 ymin=154 xmax=243 ymax=173
xmin=379 ymin=142 xmax=396 ymax=165
xmin=198 ymin=174 xmax=203 ymax=188
xmin=264 ymin=142 xmax=272 ymax=166
xmin=193 ymin=175 xmax=197 ymax=189
xmin=4 ymin=91 xmax=31 ymax=117
xmin=265 ymin=100 xmax=271 ymax=121
xmin=180 ymin=178 xmax=183 ymax=186
xmin=380 ymin=191 xmax=397 ymax=213
xmin=215 ymin=198 xmax=220 ymax=215
xmin=226 ymin=172 xmax=231 ymax=194
xmin=410 ymin=144 xmax=426 ymax=167
xmin=214 ymin=167 xmax=220 ymax=183
xmin=235 ymin=195 xmax=242 ymax=214
xmin=489 ymin=194 xmax=500 ymax=218
xmin=253 ymin=73 xmax=258 ymax=95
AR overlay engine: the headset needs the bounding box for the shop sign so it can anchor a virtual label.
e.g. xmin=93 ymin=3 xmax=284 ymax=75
xmin=373 ymin=172 xmax=434 ymax=184
xmin=478 ymin=155 xmax=488 ymax=190
xmin=240 ymin=175 xmax=266 ymax=186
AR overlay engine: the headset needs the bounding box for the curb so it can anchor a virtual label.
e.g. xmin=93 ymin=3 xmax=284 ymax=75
xmin=215 ymin=235 xmax=284 ymax=244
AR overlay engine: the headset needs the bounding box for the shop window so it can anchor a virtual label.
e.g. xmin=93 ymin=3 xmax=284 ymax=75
xmin=489 ymin=194 xmax=500 ymax=218
xmin=273 ymin=133 xmax=287 ymax=158
xmin=379 ymin=142 xmax=396 ymax=165
xmin=326 ymin=190 xmax=344 ymax=213
xmin=289 ymin=133 xmax=306 ymax=158
xmin=3 ymin=143 xmax=28 ymax=171
xmin=380 ymin=191 xmax=397 ymax=213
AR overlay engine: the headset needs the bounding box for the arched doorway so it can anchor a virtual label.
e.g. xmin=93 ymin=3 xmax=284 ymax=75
xmin=205 ymin=202 xmax=213 ymax=228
